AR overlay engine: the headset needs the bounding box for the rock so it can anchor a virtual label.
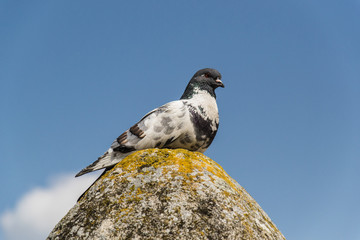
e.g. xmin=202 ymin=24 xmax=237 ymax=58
xmin=47 ymin=149 xmax=285 ymax=240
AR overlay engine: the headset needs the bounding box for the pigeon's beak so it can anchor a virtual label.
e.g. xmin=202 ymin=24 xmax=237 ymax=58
xmin=216 ymin=78 xmax=225 ymax=88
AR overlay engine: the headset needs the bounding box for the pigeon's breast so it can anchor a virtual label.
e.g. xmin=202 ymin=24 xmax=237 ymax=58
xmin=184 ymin=91 xmax=220 ymax=152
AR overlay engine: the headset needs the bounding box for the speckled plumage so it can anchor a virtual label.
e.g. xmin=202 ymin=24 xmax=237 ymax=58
xmin=75 ymin=68 xmax=224 ymax=177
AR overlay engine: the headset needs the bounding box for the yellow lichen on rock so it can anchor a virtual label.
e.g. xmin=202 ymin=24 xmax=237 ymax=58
xmin=48 ymin=149 xmax=285 ymax=240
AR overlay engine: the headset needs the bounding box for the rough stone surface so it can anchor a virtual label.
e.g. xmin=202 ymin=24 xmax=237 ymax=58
xmin=47 ymin=149 xmax=286 ymax=240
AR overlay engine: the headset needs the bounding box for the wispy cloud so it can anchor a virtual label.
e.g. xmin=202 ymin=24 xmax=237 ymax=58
xmin=0 ymin=173 xmax=98 ymax=240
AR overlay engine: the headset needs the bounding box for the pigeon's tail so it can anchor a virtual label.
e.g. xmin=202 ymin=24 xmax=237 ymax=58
xmin=75 ymin=151 xmax=116 ymax=177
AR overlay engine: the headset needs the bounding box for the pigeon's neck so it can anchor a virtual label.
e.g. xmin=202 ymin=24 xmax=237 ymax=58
xmin=180 ymin=82 xmax=216 ymax=100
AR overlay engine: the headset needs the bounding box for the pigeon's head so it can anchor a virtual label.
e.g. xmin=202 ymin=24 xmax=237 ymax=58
xmin=181 ymin=68 xmax=224 ymax=99
xmin=192 ymin=68 xmax=224 ymax=89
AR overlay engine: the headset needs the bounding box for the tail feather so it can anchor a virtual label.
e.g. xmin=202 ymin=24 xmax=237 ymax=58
xmin=75 ymin=152 xmax=114 ymax=177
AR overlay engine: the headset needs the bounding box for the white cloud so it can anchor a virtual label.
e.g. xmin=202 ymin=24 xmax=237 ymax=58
xmin=0 ymin=173 xmax=98 ymax=240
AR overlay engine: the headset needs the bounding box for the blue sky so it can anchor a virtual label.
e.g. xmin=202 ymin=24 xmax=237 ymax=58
xmin=1 ymin=1 xmax=359 ymax=239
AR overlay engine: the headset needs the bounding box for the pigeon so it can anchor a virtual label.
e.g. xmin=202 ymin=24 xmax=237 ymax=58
xmin=76 ymin=68 xmax=224 ymax=178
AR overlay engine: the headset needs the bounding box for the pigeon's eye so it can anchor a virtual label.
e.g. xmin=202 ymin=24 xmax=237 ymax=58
xmin=203 ymin=73 xmax=210 ymax=78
